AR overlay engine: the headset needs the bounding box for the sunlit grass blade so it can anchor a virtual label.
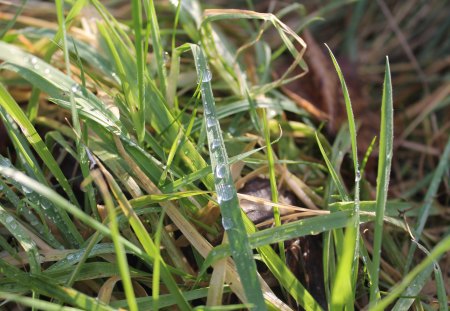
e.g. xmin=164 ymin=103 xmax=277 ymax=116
xmin=0 ymin=83 xmax=79 ymax=207
xmin=370 ymin=57 xmax=394 ymax=303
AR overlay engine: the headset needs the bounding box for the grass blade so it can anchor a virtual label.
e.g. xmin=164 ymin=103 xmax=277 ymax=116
xmin=326 ymin=44 xmax=361 ymax=307
xmin=370 ymin=57 xmax=394 ymax=302
xmin=192 ymin=44 xmax=266 ymax=311
xmin=370 ymin=234 xmax=450 ymax=311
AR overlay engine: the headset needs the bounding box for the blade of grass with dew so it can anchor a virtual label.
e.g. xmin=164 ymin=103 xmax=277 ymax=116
xmin=0 ymin=106 xmax=45 ymax=182
xmin=192 ymin=44 xmax=266 ymax=310
xmin=370 ymin=57 xmax=394 ymax=303
xmin=0 ymin=166 xmax=192 ymax=303
xmin=0 ymin=259 xmax=115 ymax=311
xmin=202 ymin=209 xmax=404 ymax=268
xmin=0 ymin=42 xmax=122 ymax=135
xmin=190 ymin=97 xmax=309 ymax=132
xmin=96 ymin=23 xmax=144 ymax=142
xmin=0 ymin=85 xmax=79 ymax=200
xmin=0 ymin=206 xmax=40 ymax=275
xmin=370 ymin=234 xmax=450 ymax=311
xmin=27 ymin=0 xmax=89 ymax=122
xmin=0 ymin=87 xmax=83 ymax=246
xmin=326 ymin=44 xmax=361 ymax=306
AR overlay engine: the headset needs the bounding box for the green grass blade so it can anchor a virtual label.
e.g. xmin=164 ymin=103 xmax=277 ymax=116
xmin=326 ymin=44 xmax=361 ymax=306
xmin=315 ymin=132 xmax=349 ymax=200
xmin=370 ymin=234 xmax=450 ymax=311
xmin=192 ymin=44 xmax=266 ymax=311
xmin=0 ymin=205 xmax=40 ymax=275
xmin=0 ymin=83 xmax=82 ymax=220
xmin=132 ymin=0 xmax=146 ymax=142
xmin=143 ymin=0 xmax=167 ymax=96
xmin=405 ymin=137 xmax=450 ymax=270
xmin=92 ymin=170 xmax=138 ymax=311
xmin=370 ymin=57 xmax=394 ymax=303
xmin=0 ymin=260 xmax=115 ymax=311
xmin=0 ymin=292 xmax=84 ymax=311
xmin=99 ymin=155 xmax=192 ymax=311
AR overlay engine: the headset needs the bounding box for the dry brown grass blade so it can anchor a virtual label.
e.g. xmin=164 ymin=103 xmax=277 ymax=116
xmin=280 ymin=85 xmax=329 ymax=121
xmin=302 ymin=30 xmax=338 ymax=132
xmin=398 ymin=84 xmax=450 ymax=141
xmin=97 ymin=276 xmax=121 ymax=304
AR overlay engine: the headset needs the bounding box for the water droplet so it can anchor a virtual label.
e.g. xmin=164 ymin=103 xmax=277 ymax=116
xmin=22 ymin=186 xmax=32 ymax=194
xmin=5 ymin=216 xmax=14 ymax=223
xmin=71 ymin=84 xmax=81 ymax=93
xmin=30 ymin=57 xmax=38 ymax=65
xmin=355 ymin=170 xmax=361 ymax=182
xmin=222 ymin=217 xmax=233 ymax=230
xmin=34 ymin=64 xmax=40 ymax=70
xmin=44 ymin=68 xmax=50 ymax=75
xmin=163 ymin=51 xmax=170 ymax=66
xmin=217 ymin=183 xmax=233 ymax=202
xmin=66 ymin=254 xmax=74 ymax=260
xmin=206 ymin=117 xmax=215 ymax=128
xmin=215 ymin=164 xmax=227 ymax=178
xmin=10 ymin=223 xmax=17 ymax=230
xmin=210 ymin=139 xmax=221 ymax=151
xmin=202 ymin=69 xmax=212 ymax=82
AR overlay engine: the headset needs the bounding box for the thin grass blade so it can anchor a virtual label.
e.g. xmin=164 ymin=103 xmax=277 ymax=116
xmin=370 ymin=57 xmax=394 ymax=302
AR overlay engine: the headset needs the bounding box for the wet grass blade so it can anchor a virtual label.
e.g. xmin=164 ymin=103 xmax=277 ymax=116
xmin=192 ymin=44 xmax=266 ymax=311
xmin=0 ymin=83 xmax=79 ymax=207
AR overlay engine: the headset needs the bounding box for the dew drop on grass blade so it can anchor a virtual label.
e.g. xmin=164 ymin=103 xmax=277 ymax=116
xmin=191 ymin=44 xmax=267 ymax=311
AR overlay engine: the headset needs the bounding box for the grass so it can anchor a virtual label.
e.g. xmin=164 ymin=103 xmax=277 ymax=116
xmin=0 ymin=1 xmax=448 ymax=310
